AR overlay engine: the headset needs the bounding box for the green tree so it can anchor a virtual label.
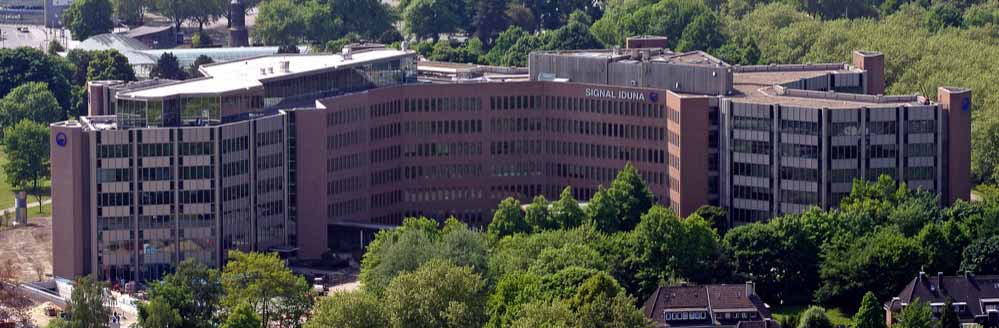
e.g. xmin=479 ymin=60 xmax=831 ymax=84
xmin=528 ymin=243 xmax=606 ymax=276
xmin=137 ymin=297 xmax=183 ymax=328
xmin=606 ymin=163 xmax=655 ymax=232
xmin=0 ymin=48 xmax=73 ymax=111
xmin=798 ymin=306 xmax=833 ymax=328
xmin=403 ymin=0 xmax=463 ymax=42
xmin=383 ymin=259 xmax=487 ymax=328
xmin=961 ymin=235 xmax=999 ymax=274
xmin=488 ymin=197 xmax=530 ymax=238
xmin=221 ymin=302 xmax=261 ymax=328
xmin=941 ymin=298 xmax=960 ymax=328
xmin=816 ymin=229 xmax=924 ymax=311
xmin=150 ymin=53 xmax=187 ymax=80
xmin=585 ymin=187 xmax=619 ymax=233
xmin=112 ymin=0 xmax=144 ymax=26
xmin=506 ymin=5 xmax=537 ymax=32
xmin=508 ymin=301 xmax=574 ymax=328
xmin=253 ymin=0 xmax=309 ymax=45
xmin=693 ymin=205 xmax=729 ymax=232
xmin=853 ymin=292 xmax=886 ymax=328
xmin=62 ymin=0 xmax=114 ymax=41
xmin=917 ymin=221 xmax=970 ymax=275
xmin=188 ymin=55 xmax=215 ymax=78
xmin=305 ymin=291 xmax=389 ymax=328
xmin=574 ymin=291 xmax=651 ymax=328
xmin=925 ymin=2 xmax=963 ymax=32
xmin=549 ymin=186 xmax=586 ymax=229
xmin=67 ymin=275 xmax=112 ymax=328
xmin=632 ymin=206 xmax=719 ymax=296
xmin=3 ymin=120 xmax=50 ymax=207
xmin=676 ymin=12 xmax=725 ymax=51
xmin=524 ymin=195 xmax=554 ymax=232
xmin=47 ymin=40 xmax=66 ymax=56
xmin=501 ymin=32 xmax=545 ymax=67
xmin=150 ymin=0 xmax=198 ymax=32
xmin=0 ymin=82 xmax=65 ymax=129
xmin=144 ymin=259 xmax=222 ymax=328
xmin=328 ymin=0 xmax=395 ymax=40
xmin=86 ymin=50 xmax=136 ymax=82
xmin=545 ymin=21 xmax=602 ymax=50
xmin=221 ymin=251 xmax=312 ymax=327
xmin=483 ymin=26 xmax=526 ymax=65
xmin=486 ymin=272 xmax=543 ymax=328
xmin=473 ymin=0 xmax=509 ymax=44
xmin=361 ymin=217 xmax=488 ymax=296
xmin=896 ymin=300 xmax=933 ymax=328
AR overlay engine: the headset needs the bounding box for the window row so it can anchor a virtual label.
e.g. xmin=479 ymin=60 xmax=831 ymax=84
xmin=404 ymin=119 xmax=483 ymax=136
xmin=405 ymin=97 xmax=482 ymax=113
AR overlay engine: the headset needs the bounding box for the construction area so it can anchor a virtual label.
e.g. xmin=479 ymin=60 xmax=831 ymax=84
xmin=0 ymin=216 xmax=51 ymax=283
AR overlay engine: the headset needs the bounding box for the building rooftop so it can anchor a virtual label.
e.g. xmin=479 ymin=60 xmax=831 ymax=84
xmin=122 ymin=25 xmax=173 ymax=39
xmin=887 ymin=273 xmax=999 ymax=318
xmin=119 ymin=49 xmax=414 ymax=99
xmin=729 ymin=66 xmax=927 ymax=108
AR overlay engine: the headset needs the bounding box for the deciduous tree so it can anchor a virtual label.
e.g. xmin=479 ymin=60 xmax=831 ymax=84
xmin=67 ymin=275 xmax=113 ymax=328
xmin=383 ymin=259 xmax=487 ymax=328
xmin=0 ymin=82 xmax=65 ymax=130
xmin=305 ymin=291 xmax=389 ymax=328
xmin=63 ymin=0 xmax=114 ymax=41
xmin=221 ymin=251 xmax=312 ymax=327
xmin=3 ymin=120 xmax=50 ymax=207
xmin=86 ymin=50 xmax=136 ymax=82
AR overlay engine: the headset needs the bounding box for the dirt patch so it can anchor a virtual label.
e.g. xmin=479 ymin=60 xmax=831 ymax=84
xmin=0 ymin=216 xmax=52 ymax=283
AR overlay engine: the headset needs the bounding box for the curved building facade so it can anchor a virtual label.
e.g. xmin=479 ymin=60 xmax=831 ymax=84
xmin=50 ymin=46 xmax=972 ymax=282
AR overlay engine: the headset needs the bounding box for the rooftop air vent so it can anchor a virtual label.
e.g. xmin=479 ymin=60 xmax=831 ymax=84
xmin=279 ymin=61 xmax=290 ymax=73
xmin=343 ymin=47 xmax=353 ymax=60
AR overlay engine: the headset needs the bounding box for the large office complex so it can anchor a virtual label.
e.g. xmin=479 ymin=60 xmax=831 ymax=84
xmin=50 ymin=41 xmax=971 ymax=282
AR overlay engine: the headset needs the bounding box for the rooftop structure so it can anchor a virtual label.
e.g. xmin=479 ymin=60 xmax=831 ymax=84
xmin=642 ymin=283 xmax=773 ymax=328
xmin=72 ymin=33 xmax=294 ymax=78
xmin=887 ymin=273 xmax=999 ymax=327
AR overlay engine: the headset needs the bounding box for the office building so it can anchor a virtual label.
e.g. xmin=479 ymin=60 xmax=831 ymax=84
xmin=51 ymin=43 xmax=971 ymax=282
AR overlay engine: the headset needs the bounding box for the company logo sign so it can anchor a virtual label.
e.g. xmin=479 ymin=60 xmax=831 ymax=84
xmin=55 ymin=132 xmax=67 ymax=147
xmin=585 ymin=88 xmax=647 ymax=101
xmin=648 ymin=92 xmax=659 ymax=103
xmin=963 ymin=97 xmax=971 ymax=112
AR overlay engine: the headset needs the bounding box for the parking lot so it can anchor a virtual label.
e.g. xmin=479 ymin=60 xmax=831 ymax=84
xmin=0 ymin=24 xmax=63 ymax=49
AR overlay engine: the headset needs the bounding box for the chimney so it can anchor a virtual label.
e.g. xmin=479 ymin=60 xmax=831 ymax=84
xmin=342 ymin=47 xmax=353 ymax=60
xmin=764 ymin=318 xmax=773 ymax=328
xmin=401 ymin=41 xmax=409 ymax=51
xmin=937 ymin=272 xmax=944 ymax=292
xmin=746 ymin=281 xmax=755 ymax=297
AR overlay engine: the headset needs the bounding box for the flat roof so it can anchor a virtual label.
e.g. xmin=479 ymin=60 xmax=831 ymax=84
xmin=730 ymin=68 xmax=925 ymax=108
xmin=120 ymin=49 xmax=414 ymax=99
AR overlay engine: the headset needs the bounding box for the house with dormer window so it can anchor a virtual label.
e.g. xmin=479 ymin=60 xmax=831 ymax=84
xmin=886 ymin=272 xmax=999 ymax=328
xmin=642 ymin=282 xmax=775 ymax=328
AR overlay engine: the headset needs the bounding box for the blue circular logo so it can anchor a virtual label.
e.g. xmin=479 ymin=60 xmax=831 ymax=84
xmin=56 ymin=132 xmax=67 ymax=147
xmin=648 ymin=92 xmax=659 ymax=103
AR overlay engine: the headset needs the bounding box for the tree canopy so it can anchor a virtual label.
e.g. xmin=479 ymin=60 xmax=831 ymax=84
xmin=62 ymin=0 xmax=113 ymax=41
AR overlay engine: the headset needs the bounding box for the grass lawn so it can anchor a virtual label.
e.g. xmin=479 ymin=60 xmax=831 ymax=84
xmin=0 ymin=149 xmax=51 ymax=210
xmin=772 ymin=305 xmax=853 ymax=327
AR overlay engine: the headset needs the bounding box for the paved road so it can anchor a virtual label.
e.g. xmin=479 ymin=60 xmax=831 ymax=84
xmin=0 ymin=24 xmax=55 ymax=49
xmin=0 ymin=197 xmax=51 ymax=215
